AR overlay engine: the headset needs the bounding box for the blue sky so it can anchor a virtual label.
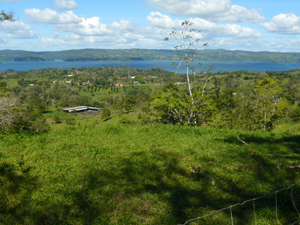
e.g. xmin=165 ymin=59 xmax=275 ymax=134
xmin=1 ymin=0 xmax=300 ymax=52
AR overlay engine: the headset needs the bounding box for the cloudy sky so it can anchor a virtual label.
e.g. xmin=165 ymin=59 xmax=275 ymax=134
xmin=1 ymin=0 xmax=300 ymax=52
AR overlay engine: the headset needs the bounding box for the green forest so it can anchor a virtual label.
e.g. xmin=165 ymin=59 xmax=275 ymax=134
xmin=2 ymin=48 xmax=300 ymax=63
xmin=1 ymin=63 xmax=300 ymax=224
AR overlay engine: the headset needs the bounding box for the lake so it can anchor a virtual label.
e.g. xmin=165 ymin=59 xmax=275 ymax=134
xmin=1 ymin=60 xmax=300 ymax=73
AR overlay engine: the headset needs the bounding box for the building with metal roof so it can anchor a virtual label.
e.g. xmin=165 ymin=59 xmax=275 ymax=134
xmin=62 ymin=106 xmax=100 ymax=113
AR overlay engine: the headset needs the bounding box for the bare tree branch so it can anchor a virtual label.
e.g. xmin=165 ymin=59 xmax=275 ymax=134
xmin=237 ymin=133 xmax=250 ymax=146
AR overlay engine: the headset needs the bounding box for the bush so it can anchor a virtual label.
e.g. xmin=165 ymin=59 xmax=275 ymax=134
xmin=31 ymin=117 xmax=50 ymax=134
xmin=8 ymin=114 xmax=50 ymax=134
xmin=53 ymin=115 xmax=62 ymax=124
xmin=291 ymin=107 xmax=300 ymax=122
xmin=118 ymin=116 xmax=136 ymax=124
xmin=66 ymin=118 xmax=76 ymax=126
xmin=101 ymin=108 xmax=111 ymax=120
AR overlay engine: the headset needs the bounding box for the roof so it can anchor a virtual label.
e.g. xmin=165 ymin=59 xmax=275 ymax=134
xmin=62 ymin=106 xmax=88 ymax=112
xmin=62 ymin=106 xmax=100 ymax=112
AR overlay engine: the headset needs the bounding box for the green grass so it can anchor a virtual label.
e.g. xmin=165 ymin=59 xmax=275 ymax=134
xmin=272 ymin=122 xmax=300 ymax=135
xmin=5 ymin=79 xmax=19 ymax=88
xmin=0 ymin=124 xmax=300 ymax=224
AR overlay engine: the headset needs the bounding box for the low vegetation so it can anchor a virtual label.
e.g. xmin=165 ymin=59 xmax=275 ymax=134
xmin=0 ymin=123 xmax=300 ymax=224
xmin=1 ymin=63 xmax=300 ymax=224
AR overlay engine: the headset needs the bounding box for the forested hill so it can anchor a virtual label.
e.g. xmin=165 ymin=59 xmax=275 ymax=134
xmin=1 ymin=48 xmax=300 ymax=63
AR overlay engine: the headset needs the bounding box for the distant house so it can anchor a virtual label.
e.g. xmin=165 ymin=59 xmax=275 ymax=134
xmin=174 ymin=82 xmax=184 ymax=85
xmin=133 ymin=81 xmax=139 ymax=84
xmin=130 ymin=76 xmax=136 ymax=79
xmin=53 ymin=80 xmax=58 ymax=84
xmin=114 ymin=82 xmax=120 ymax=86
xmin=62 ymin=106 xmax=100 ymax=113
xmin=29 ymin=84 xmax=34 ymax=86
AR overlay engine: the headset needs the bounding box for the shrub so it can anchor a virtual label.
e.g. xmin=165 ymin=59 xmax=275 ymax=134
xmin=291 ymin=107 xmax=300 ymax=122
xmin=8 ymin=114 xmax=50 ymax=134
xmin=101 ymin=108 xmax=111 ymax=120
xmin=118 ymin=116 xmax=136 ymax=124
xmin=53 ymin=115 xmax=62 ymax=124
xmin=66 ymin=118 xmax=76 ymax=126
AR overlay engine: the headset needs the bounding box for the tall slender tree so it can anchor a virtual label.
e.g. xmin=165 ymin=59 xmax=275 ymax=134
xmin=151 ymin=21 xmax=217 ymax=126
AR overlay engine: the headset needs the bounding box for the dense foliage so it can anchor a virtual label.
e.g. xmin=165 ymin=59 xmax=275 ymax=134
xmin=1 ymin=65 xmax=300 ymax=133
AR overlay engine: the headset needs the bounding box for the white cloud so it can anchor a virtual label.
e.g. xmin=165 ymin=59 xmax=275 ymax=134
xmin=41 ymin=35 xmax=119 ymax=47
xmin=123 ymin=32 xmax=145 ymax=41
xmin=211 ymin=38 xmax=262 ymax=50
xmin=261 ymin=13 xmax=300 ymax=34
xmin=108 ymin=20 xmax=138 ymax=30
xmin=55 ymin=17 xmax=112 ymax=35
xmin=24 ymin=9 xmax=114 ymax=36
xmin=20 ymin=5 xmax=261 ymax=50
xmin=146 ymin=12 xmax=177 ymax=27
xmin=147 ymin=12 xmax=262 ymax=39
xmin=75 ymin=17 xmax=111 ymax=35
xmin=24 ymin=8 xmax=81 ymax=24
xmin=206 ymin=37 xmax=300 ymax=52
xmin=41 ymin=37 xmax=67 ymax=45
xmin=135 ymin=26 xmax=170 ymax=43
xmin=39 ymin=33 xmax=167 ymax=49
xmin=54 ymin=0 xmax=79 ymax=10
xmin=146 ymin=0 xmax=265 ymax=23
xmin=0 ymin=21 xmax=36 ymax=39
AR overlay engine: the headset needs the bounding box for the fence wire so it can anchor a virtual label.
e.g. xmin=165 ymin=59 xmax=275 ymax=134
xmin=179 ymin=183 xmax=300 ymax=225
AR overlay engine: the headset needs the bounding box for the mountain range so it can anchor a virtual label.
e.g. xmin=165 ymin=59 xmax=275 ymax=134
xmin=1 ymin=49 xmax=300 ymax=63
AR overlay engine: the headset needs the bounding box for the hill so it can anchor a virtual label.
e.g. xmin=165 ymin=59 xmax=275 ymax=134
xmin=1 ymin=123 xmax=299 ymax=224
xmin=1 ymin=48 xmax=300 ymax=63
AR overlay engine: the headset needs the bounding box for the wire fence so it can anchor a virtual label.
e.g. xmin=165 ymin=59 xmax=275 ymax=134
xmin=178 ymin=183 xmax=300 ymax=225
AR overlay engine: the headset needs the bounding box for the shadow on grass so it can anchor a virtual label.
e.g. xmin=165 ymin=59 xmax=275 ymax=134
xmin=220 ymin=132 xmax=300 ymax=183
xmin=102 ymin=117 xmax=112 ymax=122
xmin=75 ymin=150 xmax=300 ymax=224
xmin=0 ymin=162 xmax=38 ymax=224
xmin=222 ymin=133 xmax=300 ymax=154
xmin=1 ymin=139 xmax=300 ymax=224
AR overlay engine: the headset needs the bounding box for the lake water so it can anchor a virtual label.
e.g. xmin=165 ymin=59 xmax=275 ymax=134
xmin=1 ymin=60 xmax=300 ymax=73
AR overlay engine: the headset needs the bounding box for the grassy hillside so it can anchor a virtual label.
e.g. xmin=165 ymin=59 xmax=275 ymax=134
xmin=0 ymin=122 xmax=300 ymax=224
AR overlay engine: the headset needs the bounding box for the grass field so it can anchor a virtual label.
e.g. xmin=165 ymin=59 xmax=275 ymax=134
xmin=0 ymin=122 xmax=300 ymax=224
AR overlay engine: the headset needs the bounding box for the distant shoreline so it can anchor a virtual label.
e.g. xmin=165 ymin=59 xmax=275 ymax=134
xmin=1 ymin=60 xmax=300 ymax=73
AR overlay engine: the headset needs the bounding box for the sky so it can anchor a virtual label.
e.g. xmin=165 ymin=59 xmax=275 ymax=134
xmin=1 ymin=0 xmax=300 ymax=52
